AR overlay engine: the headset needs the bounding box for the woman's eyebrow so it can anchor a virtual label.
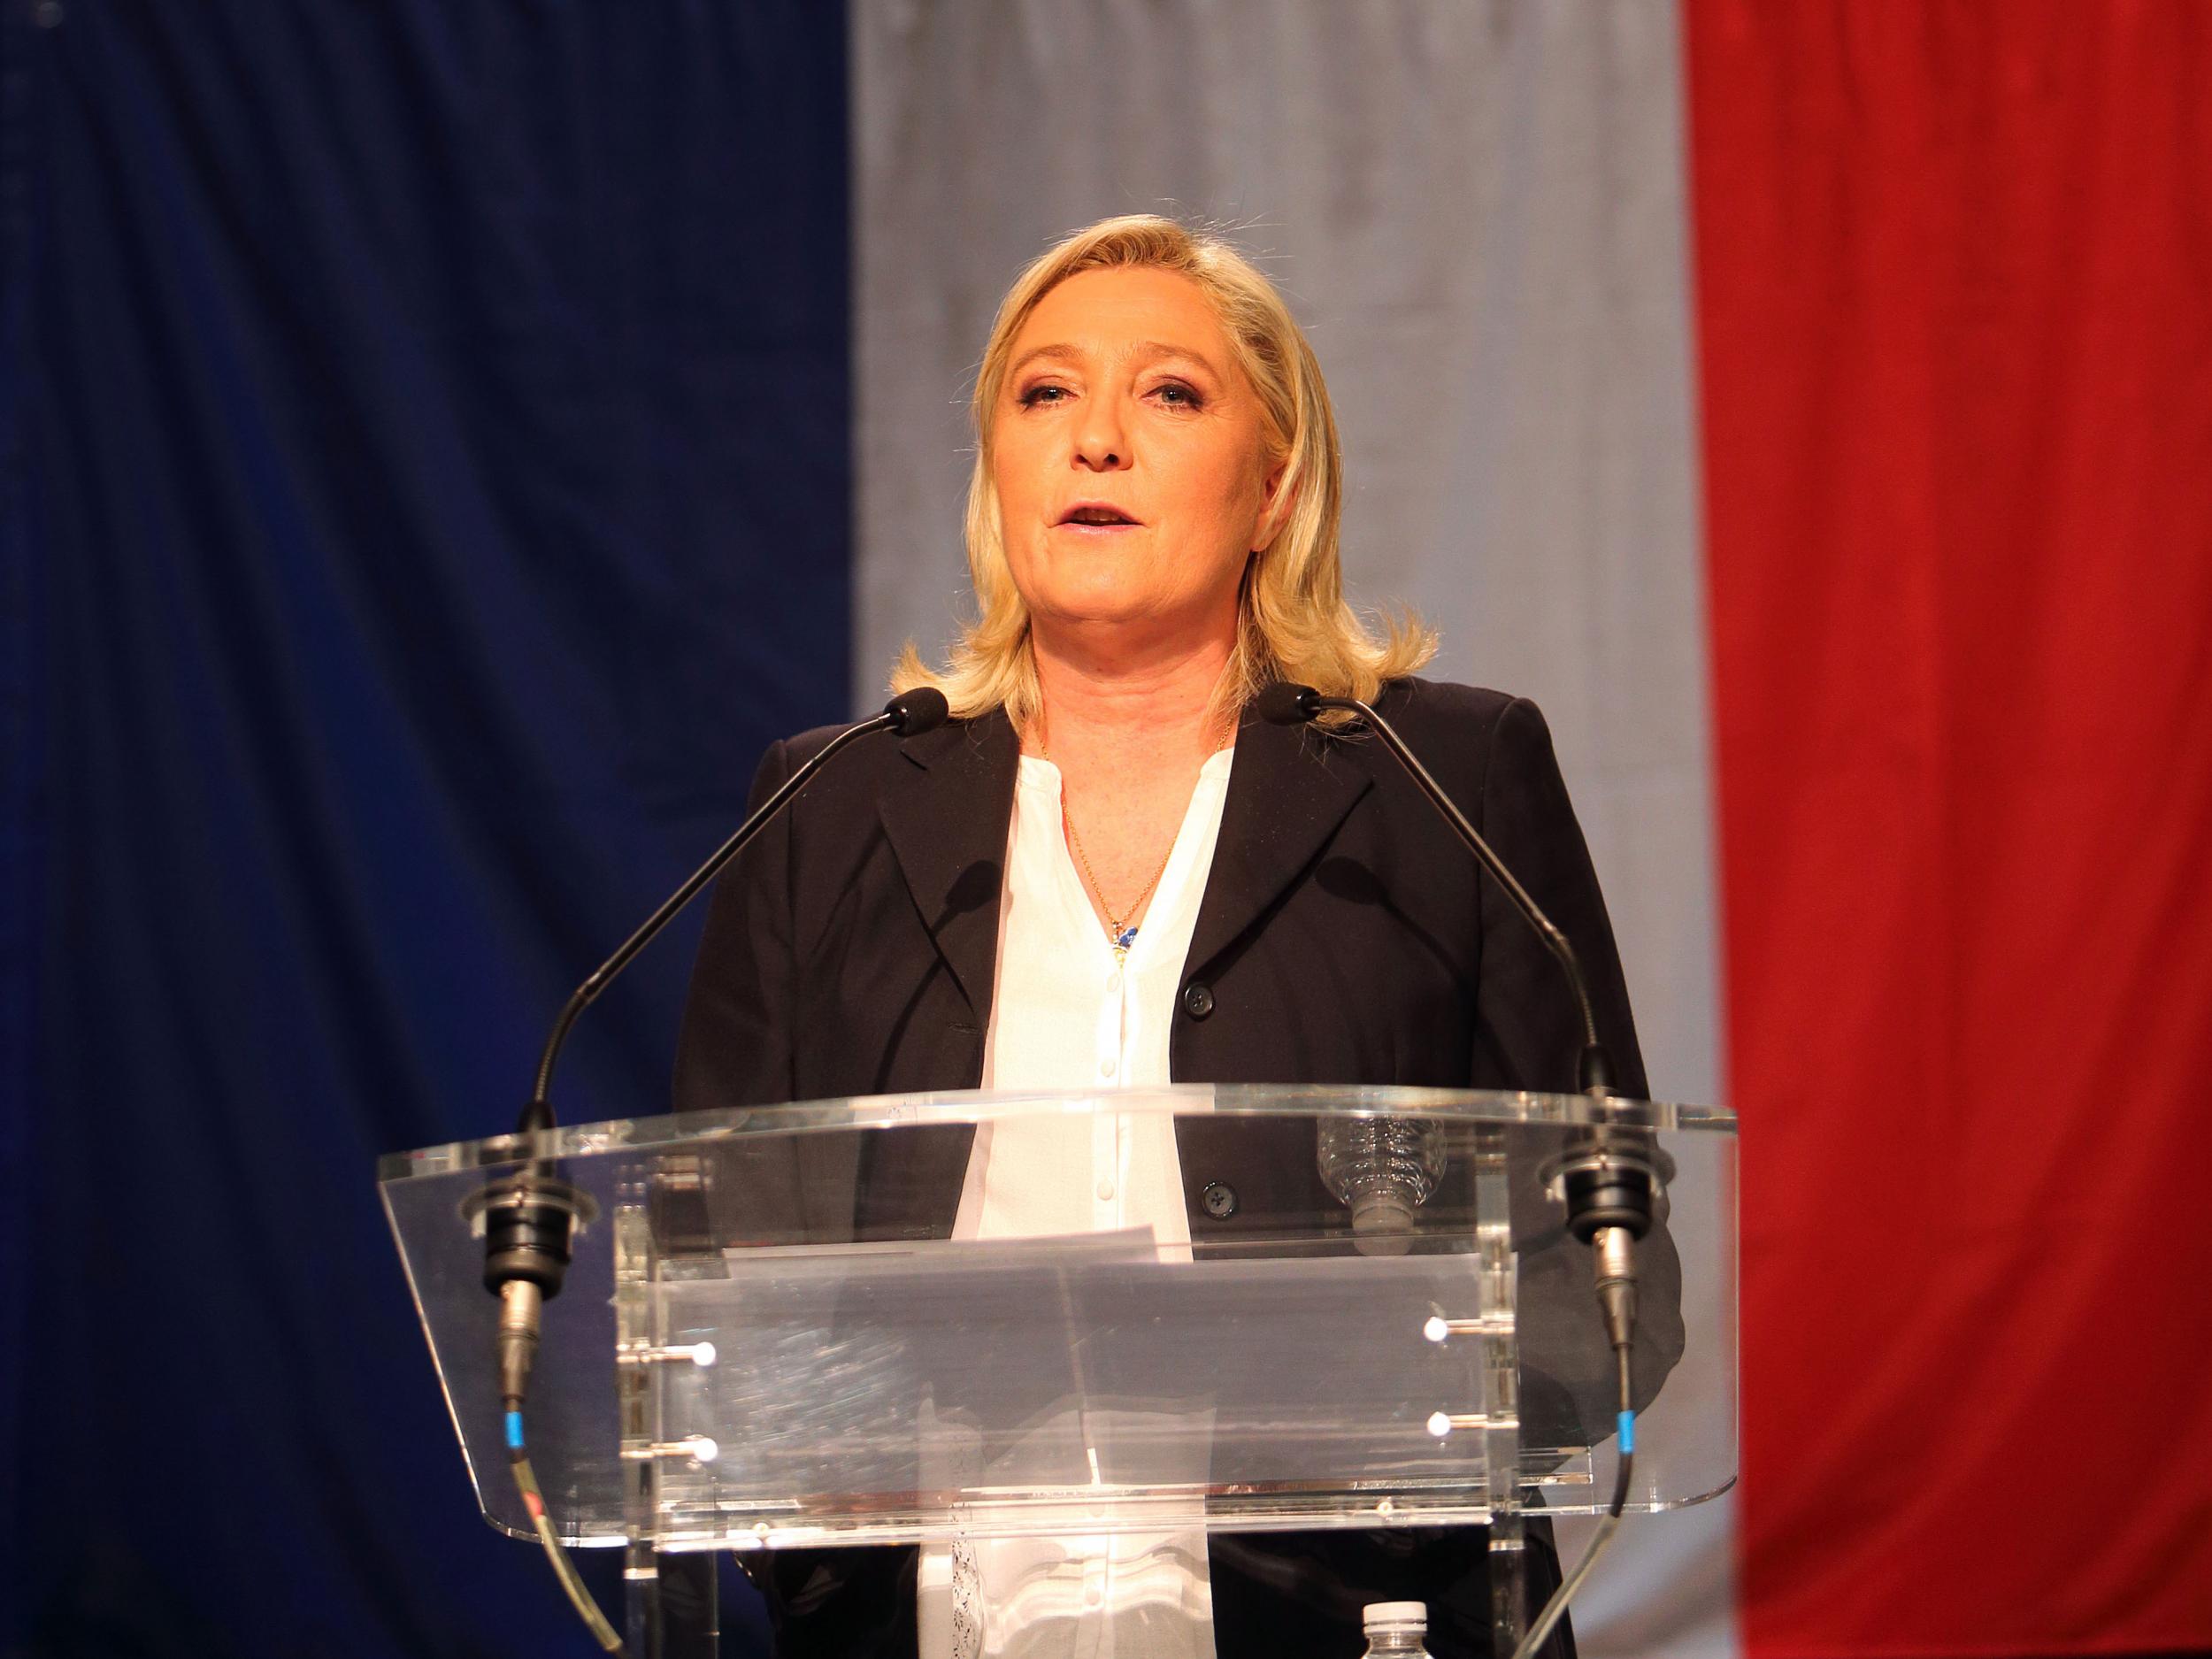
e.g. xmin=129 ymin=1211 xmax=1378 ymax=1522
xmin=1125 ymin=340 xmax=1224 ymax=380
xmin=1008 ymin=342 xmax=1084 ymax=379
xmin=1007 ymin=340 xmax=1225 ymax=380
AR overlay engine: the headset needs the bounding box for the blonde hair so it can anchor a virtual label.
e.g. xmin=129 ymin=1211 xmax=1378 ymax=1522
xmin=891 ymin=213 xmax=1434 ymax=732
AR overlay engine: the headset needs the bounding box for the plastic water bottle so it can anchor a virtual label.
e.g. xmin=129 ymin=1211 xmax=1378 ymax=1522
xmin=1317 ymin=1116 xmax=1448 ymax=1256
xmin=1359 ymin=1601 xmax=1432 ymax=1656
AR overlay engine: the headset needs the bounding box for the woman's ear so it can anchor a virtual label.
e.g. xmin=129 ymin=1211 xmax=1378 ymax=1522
xmin=1254 ymin=458 xmax=1298 ymax=553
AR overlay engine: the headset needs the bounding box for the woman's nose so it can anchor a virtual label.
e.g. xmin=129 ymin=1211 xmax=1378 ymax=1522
xmin=1073 ymin=396 xmax=1131 ymax=471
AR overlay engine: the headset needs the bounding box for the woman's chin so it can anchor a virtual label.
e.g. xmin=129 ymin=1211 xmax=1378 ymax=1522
xmin=1017 ymin=555 xmax=1237 ymax=643
xmin=1022 ymin=568 xmax=1164 ymax=628
xmin=1033 ymin=595 xmax=1161 ymax=633
xmin=1028 ymin=596 xmax=1244 ymax=664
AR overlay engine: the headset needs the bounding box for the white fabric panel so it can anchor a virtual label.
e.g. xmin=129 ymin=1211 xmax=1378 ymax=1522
xmin=850 ymin=4 xmax=1733 ymax=1652
xmin=931 ymin=749 xmax=1235 ymax=1658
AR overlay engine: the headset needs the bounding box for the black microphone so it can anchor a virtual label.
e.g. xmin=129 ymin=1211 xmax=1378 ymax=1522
xmin=1256 ymin=681 xmax=1617 ymax=1095
xmin=482 ymin=687 xmax=949 ymax=1391
xmin=1257 ymin=682 xmax=1657 ymax=1345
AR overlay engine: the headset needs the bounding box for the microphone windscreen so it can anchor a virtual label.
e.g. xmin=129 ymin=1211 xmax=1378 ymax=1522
xmin=884 ymin=687 xmax=950 ymax=736
xmin=1254 ymin=681 xmax=1320 ymax=726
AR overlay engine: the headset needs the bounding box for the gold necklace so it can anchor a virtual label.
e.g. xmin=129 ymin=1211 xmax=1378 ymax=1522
xmin=1038 ymin=740 xmax=1175 ymax=960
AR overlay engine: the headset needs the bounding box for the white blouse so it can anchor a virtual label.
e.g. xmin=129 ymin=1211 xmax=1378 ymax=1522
xmin=918 ymin=747 xmax=1234 ymax=1659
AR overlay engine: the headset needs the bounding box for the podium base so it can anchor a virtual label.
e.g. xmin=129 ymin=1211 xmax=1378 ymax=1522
xmin=625 ymin=1543 xmax=717 ymax=1659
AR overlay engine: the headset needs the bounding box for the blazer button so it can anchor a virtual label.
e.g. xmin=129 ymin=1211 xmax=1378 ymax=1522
xmin=1182 ymin=982 xmax=1215 ymax=1019
xmin=1202 ymin=1181 xmax=1238 ymax=1219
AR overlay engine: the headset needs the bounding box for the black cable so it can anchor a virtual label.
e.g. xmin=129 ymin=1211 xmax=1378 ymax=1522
xmin=1510 ymin=1346 xmax=1636 ymax=1659
xmin=505 ymin=1396 xmax=627 ymax=1654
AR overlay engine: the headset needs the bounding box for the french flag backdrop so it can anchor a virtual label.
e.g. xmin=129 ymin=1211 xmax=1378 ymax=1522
xmin=4 ymin=4 xmax=2207 ymax=1656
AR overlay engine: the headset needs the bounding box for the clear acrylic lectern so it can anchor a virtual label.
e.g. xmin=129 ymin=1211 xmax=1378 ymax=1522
xmin=380 ymin=1086 xmax=1736 ymax=1656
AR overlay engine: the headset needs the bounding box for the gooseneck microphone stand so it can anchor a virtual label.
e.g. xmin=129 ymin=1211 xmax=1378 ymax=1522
xmin=1253 ymin=681 xmax=1617 ymax=1094
xmin=478 ymin=688 xmax=950 ymax=1653
xmin=1254 ymin=682 xmax=1658 ymax=1659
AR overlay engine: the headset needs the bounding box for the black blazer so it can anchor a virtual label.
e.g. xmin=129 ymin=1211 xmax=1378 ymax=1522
xmin=674 ymin=678 xmax=1682 ymax=1658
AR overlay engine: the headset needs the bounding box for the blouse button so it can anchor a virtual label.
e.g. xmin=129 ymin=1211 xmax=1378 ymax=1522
xmin=1202 ymin=1181 xmax=1239 ymax=1219
xmin=1182 ymin=983 xmax=1215 ymax=1019
xmin=1096 ymin=1179 xmax=1116 ymax=1202
xmin=1099 ymin=1056 xmax=1117 ymax=1079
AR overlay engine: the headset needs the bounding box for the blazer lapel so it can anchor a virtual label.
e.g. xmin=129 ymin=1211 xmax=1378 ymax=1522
xmin=878 ymin=707 xmax=1020 ymax=1027
xmin=1185 ymin=712 xmax=1372 ymax=979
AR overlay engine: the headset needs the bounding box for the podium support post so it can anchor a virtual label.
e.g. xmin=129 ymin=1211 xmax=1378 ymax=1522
xmin=1474 ymin=1125 xmax=1527 ymax=1650
xmin=616 ymin=1191 xmax=718 ymax=1656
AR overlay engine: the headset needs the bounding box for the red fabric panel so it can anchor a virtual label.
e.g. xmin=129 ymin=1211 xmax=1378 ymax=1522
xmin=1686 ymin=4 xmax=2212 ymax=1654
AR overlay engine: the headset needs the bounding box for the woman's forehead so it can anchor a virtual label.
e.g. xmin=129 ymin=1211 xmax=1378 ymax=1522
xmin=1010 ymin=266 xmax=1233 ymax=373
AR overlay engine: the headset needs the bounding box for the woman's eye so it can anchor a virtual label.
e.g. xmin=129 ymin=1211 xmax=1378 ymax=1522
xmin=1154 ymin=381 xmax=1202 ymax=409
xmin=1018 ymin=384 xmax=1070 ymax=407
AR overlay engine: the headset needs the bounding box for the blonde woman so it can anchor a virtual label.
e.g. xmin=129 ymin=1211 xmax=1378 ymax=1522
xmin=677 ymin=216 xmax=1676 ymax=1658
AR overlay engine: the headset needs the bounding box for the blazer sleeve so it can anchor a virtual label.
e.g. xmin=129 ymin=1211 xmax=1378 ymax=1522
xmin=1473 ymin=696 xmax=1687 ymax=1438
xmin=672 ymin=738 xmax=797 ymax=1114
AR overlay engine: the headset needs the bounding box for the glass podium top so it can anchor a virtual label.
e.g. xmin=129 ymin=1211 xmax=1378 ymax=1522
xmin=380 ymin=1083 xmax=1736 ymax=1179
xmin=380 ymin=1086 xmax=1737 ymax=1550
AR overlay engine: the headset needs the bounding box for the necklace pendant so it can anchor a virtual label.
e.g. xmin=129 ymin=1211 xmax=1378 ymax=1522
xmin=1113 ymin=925 xmax=1139 ymax=955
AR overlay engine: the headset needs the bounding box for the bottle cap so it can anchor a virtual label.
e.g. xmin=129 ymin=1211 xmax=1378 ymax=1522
xmin=1363 ymin=1601 xmax=1426 ymax=1629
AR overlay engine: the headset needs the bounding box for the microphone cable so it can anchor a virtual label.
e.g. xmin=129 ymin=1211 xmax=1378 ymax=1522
xmin=1509 ymin=1344 xmax=1635 ymax=1659
xmin=496 ymin=1270 xmax=626 ymax=1651
xmin=507 ymin=1402 xmax=626 ymax=1654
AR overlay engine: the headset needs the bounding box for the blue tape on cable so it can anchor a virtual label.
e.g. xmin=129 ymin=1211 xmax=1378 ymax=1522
xmin=1617 ymin=1410 xmax=1635 ymax=1455
xmin=505 ymin=1409 xmax=525 ymax=1450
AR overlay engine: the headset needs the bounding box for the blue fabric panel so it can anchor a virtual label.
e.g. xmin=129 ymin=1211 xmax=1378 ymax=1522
xmin=1 ymin=2 xmax=847 ymax=1652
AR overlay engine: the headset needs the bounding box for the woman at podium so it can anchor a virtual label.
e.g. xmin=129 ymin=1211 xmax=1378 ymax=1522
xmin=675 ymin=214 xmax=1671 ymax=1659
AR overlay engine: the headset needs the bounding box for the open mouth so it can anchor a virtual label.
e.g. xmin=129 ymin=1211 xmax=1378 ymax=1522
xmin=1059 ymin=505 xmax=1140 ymax=526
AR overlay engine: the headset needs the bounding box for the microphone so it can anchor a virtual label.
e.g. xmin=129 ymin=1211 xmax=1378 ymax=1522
xmin=1256 ymin=681 xmax=1617 ymax=1095
xmin=482 ymin=687 xmax=949 ymax=1364
xmin=479 ymin=685 xmax=948 ymax=1651
xmin=1257 ymin=683 xmax=1656 ymax=1333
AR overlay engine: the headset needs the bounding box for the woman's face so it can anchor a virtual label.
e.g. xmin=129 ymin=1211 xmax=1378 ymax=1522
xmin=991 ymin=266 xmax=1285 ymax=653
